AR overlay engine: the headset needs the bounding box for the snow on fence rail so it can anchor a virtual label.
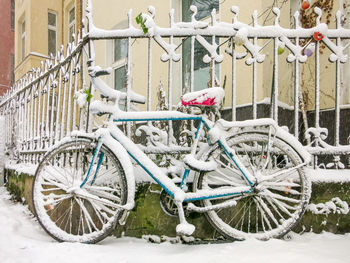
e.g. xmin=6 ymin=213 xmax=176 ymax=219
xmin=1 ymin=2 xmax=350 ymax=169
xmin=0 ymin=32 xmax=90 ymax=164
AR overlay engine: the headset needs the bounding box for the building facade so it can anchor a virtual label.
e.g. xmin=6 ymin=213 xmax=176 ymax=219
xmin=14 ymin=0 xmax=82 ymax=81
xmin=0 ymin=0 xmax=15 ymax=95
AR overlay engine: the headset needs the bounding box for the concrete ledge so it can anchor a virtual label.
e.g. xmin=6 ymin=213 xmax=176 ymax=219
xmin=4 ymin=168 xmax=350 ymax=239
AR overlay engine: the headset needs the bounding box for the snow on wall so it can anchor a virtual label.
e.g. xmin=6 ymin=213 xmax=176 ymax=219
xmin=307 ymin=197 xmax=349 ymax=215
xmin=5 ymin=161 xmax=38 ymax=176
xmin=0 ymin=117 xmax=4 ymax=184
xmin=306 ymin=168 xmax=350 ymax=183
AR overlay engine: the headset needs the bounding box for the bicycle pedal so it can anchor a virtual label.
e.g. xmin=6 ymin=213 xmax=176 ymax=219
xmin=176 ymin=222 xmax=195 ymax=236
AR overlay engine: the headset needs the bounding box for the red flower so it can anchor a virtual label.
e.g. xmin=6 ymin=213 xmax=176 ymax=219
xmin=313 ymin=32 xmax=324 ymax=41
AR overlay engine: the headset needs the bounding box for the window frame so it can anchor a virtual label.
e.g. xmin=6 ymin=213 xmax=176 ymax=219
xmin=112 ymin=38 xmax=128 ymax=91
xmin=68 ymin=6 xmax=75 ymax=43
xmin=48 ymin=11 xmax=57 ymax=56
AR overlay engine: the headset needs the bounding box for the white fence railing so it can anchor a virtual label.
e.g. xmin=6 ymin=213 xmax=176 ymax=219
xmin=1 ymin=2 xmax=350 ymax=169
xmin=0 ymin=31 xmax=90 ymax=163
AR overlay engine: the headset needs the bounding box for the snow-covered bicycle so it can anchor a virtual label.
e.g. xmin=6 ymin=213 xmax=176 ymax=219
xmin=32 ymin=64 xmax=311 ymax=244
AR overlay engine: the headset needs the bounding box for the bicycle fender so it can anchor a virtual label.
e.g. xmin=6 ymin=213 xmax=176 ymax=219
xmin=100 ymin=134 xmax=135 ymax=210
xmin=209 ymin=118 xmax=311 ymax=164
xmin=274 ymin=127 xmax=311 ymax=164
xmin=70 ymin=131 xmax=136 ymax=211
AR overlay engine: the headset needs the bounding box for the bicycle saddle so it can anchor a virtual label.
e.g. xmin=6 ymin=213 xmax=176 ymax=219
xmin=181 ymin=87 xmax=224 ymax=107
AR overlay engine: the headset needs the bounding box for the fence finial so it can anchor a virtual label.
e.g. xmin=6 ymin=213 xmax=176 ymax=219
xmin=314 ymin=7 xmax=322 ymax=25
xmin=231 ymin=6 xmax=239 ymax=24
xmin=272 ymin=7 xmax=280 ymax=26
xmin=190 ymin=5 xmax=198 ymax=22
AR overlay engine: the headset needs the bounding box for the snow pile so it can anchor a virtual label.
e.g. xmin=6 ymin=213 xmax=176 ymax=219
xmin=307 ymin=197 xmax=349 ymax=215
xmin=5 ymin=161 xmax=38 ymax=176
xmin=1 ymin=186 xmax=350 ymax=263
xmin=306 ymin=168 xmax=350 ymax=183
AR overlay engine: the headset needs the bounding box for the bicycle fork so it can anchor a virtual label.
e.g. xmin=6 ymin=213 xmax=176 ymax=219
xmin=80 ymin=138 xmax=104 ymax=188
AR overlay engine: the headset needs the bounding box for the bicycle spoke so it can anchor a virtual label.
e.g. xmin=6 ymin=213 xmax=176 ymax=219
xmin=45 ymin=165 xmax=70 ymax=185
xmin=268 ymin=196 xmax=294 ymax=217
xmin=90 ymin=200 xmax=107 ymax=226
xmin=33 ymin=139 xmax=127 ymax=243
xmin=75 ymin=197 xmax=97 ymax=233
xmin=266 ymin=196 xmax=286 ymax=221
xmin=197 ymin=132 xmax=310 ymax=240
xmin=267 ymin=186 xmax=301 ymax=195
xmin=263 ymin=189 xmax=301 ymax=204
xmin=93 ymin=167 xmax=118 ymax=184
xmin=262 ymin=163 xmax=306 ymax=183
xmin=43 ymin=194 xmax=72 ymax=206
xmin=253 ymin=197 xmax=272 ymax=231
xmin=256 ymin=196 xmax=279 ymax=227
xmin=86 ymin=188 xmax=122 ymax=203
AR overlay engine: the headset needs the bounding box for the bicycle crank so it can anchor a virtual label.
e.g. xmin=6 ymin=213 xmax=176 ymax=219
xmin=186 ymin=199 xmax=238 ymax=213
xmin=159 ymin=189 xmax=188 ymax=217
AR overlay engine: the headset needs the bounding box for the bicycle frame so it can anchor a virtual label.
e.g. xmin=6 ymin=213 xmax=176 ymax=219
xmin=82 ymin=109 xmax=256 ymax=204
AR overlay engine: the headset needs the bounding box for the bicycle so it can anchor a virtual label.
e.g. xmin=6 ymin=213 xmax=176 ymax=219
xmin=32 ymin=63 xmax=311 ymax=244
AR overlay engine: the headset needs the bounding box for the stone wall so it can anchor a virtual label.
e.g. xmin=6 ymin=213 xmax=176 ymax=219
xmin=5 ymin=168 xmax=350 ymax=241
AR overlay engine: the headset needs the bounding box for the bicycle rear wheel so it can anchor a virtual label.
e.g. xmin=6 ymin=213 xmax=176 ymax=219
xmin=194 ymin=132 xmax=310 ymax=240
xmin=32 ymin=137 xmax=128 ymax=243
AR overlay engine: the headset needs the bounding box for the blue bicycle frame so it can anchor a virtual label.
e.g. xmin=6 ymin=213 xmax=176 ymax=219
xmin=81 ymin=109 xmax=256 ymax=203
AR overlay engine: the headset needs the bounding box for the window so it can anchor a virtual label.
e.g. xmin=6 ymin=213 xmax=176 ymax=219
xmin=11 ymin=0 xmax=15 ymax=31
xmin=114 ymin=66 xmax=127 ymax=91
xmin=68 ymin=6 xmax=75 ymax=43
xmin=183 ymin=0 xmax=219 ymax=21
xmin=114 ymin=38 xmax=128 ymax=63
xmin=182 ymin=0 xmax=220 ymax=91
xmin=21 ymin=20 xmax=26 ymax=61
xmin=48 ymin=12 xmax=57 ymax=56
xmin=113 ymin=38 xmax=128 ymax=91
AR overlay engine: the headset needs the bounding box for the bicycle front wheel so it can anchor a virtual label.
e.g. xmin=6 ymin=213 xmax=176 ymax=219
xmin=32 ymin=137 xmax=128 ymax=243
xmin=195 ymin=132 xmax=310 ymax=240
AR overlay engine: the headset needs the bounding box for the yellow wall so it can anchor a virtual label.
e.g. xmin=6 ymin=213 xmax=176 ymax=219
xmin=14 ymin=0 xmax=80 ymax=81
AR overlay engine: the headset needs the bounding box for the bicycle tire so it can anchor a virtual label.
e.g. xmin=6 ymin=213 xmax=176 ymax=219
xmin=32 ymin=137 xmax=128 ymax=243
xmin=194 ymin=131 xmax=311 ymax=240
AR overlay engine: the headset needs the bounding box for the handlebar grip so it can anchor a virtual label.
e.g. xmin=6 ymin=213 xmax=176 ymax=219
xmin=88 ymin=66 xmax=112 ymax=77
xmin=119 ymin=91 xmax=146 ymax=104
xmin=94 ymin=69 xmax=111 ymax=77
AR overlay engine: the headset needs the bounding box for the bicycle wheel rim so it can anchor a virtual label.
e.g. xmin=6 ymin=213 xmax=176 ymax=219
xmin=32 ymin=138 xmax=127 ymax=243
xmin=197 ymin=132 xmax=310 ymax=240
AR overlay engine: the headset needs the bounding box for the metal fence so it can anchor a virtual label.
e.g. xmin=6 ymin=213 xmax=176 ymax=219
xmin=0 ymin=31 xmax=89 ymax=163
xmin=1 ymin=2 xmax=350 ymax=169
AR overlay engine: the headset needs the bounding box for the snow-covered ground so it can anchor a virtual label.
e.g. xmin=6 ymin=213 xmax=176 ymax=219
xmin=1 ymin=186 xmax=350 ymax=263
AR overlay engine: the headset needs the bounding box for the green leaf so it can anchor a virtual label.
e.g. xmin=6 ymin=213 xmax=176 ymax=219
xmin=135 ymin=13 xmax=148 ymax=34
xmin=136 ymin=13 xmax=142 ymax=24
xmin=84 ymin=89 xmax=93 ymax=103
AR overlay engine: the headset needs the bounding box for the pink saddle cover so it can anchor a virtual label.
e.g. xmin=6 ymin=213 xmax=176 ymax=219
xmin=181 ymin=87 xmax=224 ymax=106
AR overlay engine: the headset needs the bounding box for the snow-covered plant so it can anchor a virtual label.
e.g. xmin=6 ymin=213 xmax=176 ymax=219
xmin=74 ymin=89 xmax=92 ymax=108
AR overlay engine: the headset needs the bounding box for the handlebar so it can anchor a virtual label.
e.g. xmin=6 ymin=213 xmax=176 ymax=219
xmin=88 ymin=66 xmax=146 ymax=105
